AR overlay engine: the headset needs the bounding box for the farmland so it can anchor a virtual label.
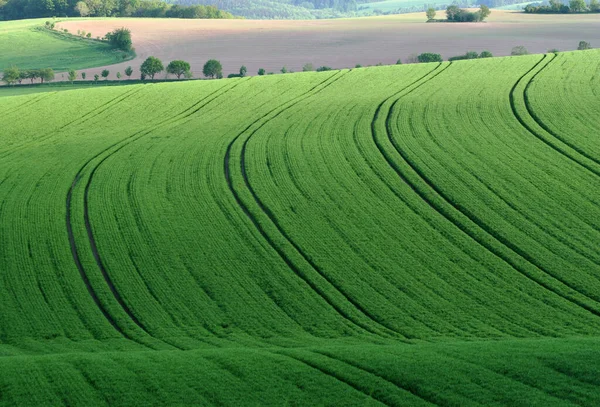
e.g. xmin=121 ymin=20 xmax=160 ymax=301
xmin=0 ymin=49 xmax=600 ymax=404
xmin=0 ymin=19 xmax=131 ymax=72
xmin=24 ymin=11 xmax=600 ymax=79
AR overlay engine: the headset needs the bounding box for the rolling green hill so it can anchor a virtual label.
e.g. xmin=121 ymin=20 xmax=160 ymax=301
xmin=0 ymin=19 xmax=129 ymax=72
xmin=0 ymin=50 xmax=599 ymax=405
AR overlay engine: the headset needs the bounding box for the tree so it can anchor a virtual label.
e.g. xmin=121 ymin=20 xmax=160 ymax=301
xmin=426 ymin=7 xmax=436 ymax=20
xmin=446 ymin=4 xmax=460 ymax=20
xmin=105 ymin=27 xmax=132 ymax=51
xmin=140 ymin=56 xmax=164 ymax=79
xmin=479 ymin=5 xmax=490 ymax=19
xmin=101 ymin=69 xmax=109 ymax=80
xmin=239 ymin=65 xmax=247 ymax=77
xmin=116 ymin=72 xmax=122 ymax=81
xmin=316 ymin=66 xmax=332 ymax=71
xmin=25 ymin=69 xmax=39 ymax=83
xmin=577 ymin=40 xmax=592 ymax=50
xmin=258 ymin=68 xmax=265 ymax=76
xmin=1 ymin=66 xmax=20 ymax=85
xmin=511 ymin=45 xmax=529 ymax=56
xmin=355 ymin=64 xmax=362 ymax=68
xmin=39 ymin=68 xmax=54 ymax=83
xmin=94 ymin=74 xmax=100 ymax=82
xmin=74 ymin=1 xmax=90 ymax=16
xmin=479 ymin=50 xmax=493 ymax=58
xmin=417 ymin=53 xmax=443 ymax=63
xmin=68 ymin=69 xmax=77 ymax=83
xmin=82 ymin=72 xmax=87 ymax=79
xmin=280 ymin=66 xmax=288 ymax=73
xmin=590 ymin=0 xmax=600 ymax=12
xmin=396 ymin=59 xmax=402 ymax=64
xmin=166 ymin=60 xmax=191 ymax=79
xmin=302 ymin=63 xmax=314 ymax=72
xmin=569 ymin=0 xmax=587 ymax=12
xmin=125 ymin=66 xmax=133 ymax=78
xmin=203 ymin=59 xmax=222 ymax=79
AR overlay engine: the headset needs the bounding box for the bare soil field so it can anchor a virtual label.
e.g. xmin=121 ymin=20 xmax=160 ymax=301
xmin=59 ymin=11 xmax=600 ymax=79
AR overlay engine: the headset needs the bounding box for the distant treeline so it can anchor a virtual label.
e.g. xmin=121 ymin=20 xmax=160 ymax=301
xmin=0 ymin=0 xmax=233 ymax=20
xmin=524 ymin=0 xmax=599 ymax=13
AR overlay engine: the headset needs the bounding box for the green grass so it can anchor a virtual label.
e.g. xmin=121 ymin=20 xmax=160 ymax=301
xmin=0 ymin=50 xmax=599 ymax=405
xmin=0 ymin=19 xmax=132 ymax=72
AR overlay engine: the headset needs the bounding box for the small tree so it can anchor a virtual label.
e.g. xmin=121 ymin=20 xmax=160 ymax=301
xmin=140 ymin=56 xmax=164 ymax=79
xmin=101 ymin=69 xmax=110 ymax=80
xmin=105 ymin=27 xmax=132 ymax=51
xmin=1 ymin=66 xmax=20 ymax=85
xmin=258 ymin=68 xmax=265 ymax=76
xmin=479 ymin=50 xmax=493 ymax=58
xmin=280 ymin=66 xmax=288 ymax=74
xmin=577 ymin=41 xmax=592 ymax=50
xmin=203 ymin=59 xmax=222 ymax=79
xmin=426 ymin=7 xmax=436 ymax=20
xmin=302 ymin=63 xmax=314 ymax=72
xmin=68 ymin=69 xmax=77 ymax=83
xmin=479 ymin=5 xmax=491 ymax=19
xmin=125 ymin=66 xmax=133 ymax=78
xmin=355 ymin=64 xmax=362 ymax=68
xmin=417 ymin=53 xmax=443 ymax=63
xmin=446 ymin=4 xmax=460 ymax=20
xmin=511 ymin=45 xmax=529 ymax=56
xmin=39 ymin=68 xmax=54 ymax=84
xmin=87 ymin=33 xmax=91 ymax=38
xmin=396 ymin=59 xmax=403 ymax=64
xmin=94 ymin=74 xmax=99 ymax=83
xmin=82 ymin=72 xmax=87 ymax=80
xmin=116 ymin=72 xmax=122 ymax=81
xmin=239 ymin=65 xmax=247 ymax=77
xmin=166 ymin=60 xmax=191 ymax=79
xmin=75 ymin=1 xmax=90 ymax=16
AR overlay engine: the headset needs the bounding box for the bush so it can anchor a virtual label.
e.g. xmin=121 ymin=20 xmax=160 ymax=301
xmin=239 ymin=65 xmax=247 ymax=77
xmin=511 ymin=45 xmax=529 ymax=56
xmin=258 ymin=68 xmax=265 ymax=76
xmin=316 ymin=66 xmax=332 ymax=71
xmin=105 ymin=28 xmax=132 ymax=51
xmin=417 ymin=53 xmax=443 ymax=63
xmin=479 ymin=50 xmax=493 ymax=58
xmin=302 ymin=63 xmax=314 ymax=72
xmin=577 ymin=41 xmax=592 ymax=50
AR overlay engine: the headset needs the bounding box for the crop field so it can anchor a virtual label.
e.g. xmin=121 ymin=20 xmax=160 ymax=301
xmin=0 ymin=19 xmax=130 ymax=72
xmin=0 ymin=49 xmax=599 ymax=405
xmin=46 ymin=11 xmax=600 ymax=79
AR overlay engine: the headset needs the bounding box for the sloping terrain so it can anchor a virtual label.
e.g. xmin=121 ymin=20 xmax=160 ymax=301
xmin=55 ymin=11 xmax=600 ymax=79
xmin=0 ymin=50 xmax=599 ymax=406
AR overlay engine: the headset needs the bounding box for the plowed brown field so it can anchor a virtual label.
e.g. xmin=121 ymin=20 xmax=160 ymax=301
xmin=59 ymin=11 xmax=600 ymax=79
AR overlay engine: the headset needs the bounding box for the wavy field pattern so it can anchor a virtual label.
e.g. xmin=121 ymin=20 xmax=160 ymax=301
xmin=0 ymin=50 xmax=599 ymax=405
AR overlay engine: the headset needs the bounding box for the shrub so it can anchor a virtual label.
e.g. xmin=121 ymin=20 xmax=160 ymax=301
xmin=258 ymin=68 xmax=265 ymax=75
xmin=302 ymin=63 xmax=314 ymax=72
xmin=511 ymin=45 xmax=529 ymax=56
xmin=316 ymin=66 xmax=332 ymax=72
xmin=105 ymin=28 xmax=132 ymax=51
xmin=479 ymin=50 xmax=493 ymax=58
xmin=418 ymin=53 xmax=443 ymax=63
xmin=577 ymin=41 xmax=592 ymax=50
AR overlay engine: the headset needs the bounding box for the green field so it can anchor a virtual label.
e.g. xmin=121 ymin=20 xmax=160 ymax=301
xmin=0 ymin=19 xmax=130 ymax=72
xmin=0 ymin=49 xmax=599 ymax=405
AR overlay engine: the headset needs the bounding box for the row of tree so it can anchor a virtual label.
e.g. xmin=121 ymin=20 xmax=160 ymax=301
xmin=2 ymin=68 xmax=55 ymax=85
xmin=0 ymin=0 xmax=233 ymax=21
xmin=524 ymin=0 xmax=599 ymax=13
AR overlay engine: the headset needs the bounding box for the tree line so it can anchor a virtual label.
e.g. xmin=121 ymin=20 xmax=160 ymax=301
xmin=524 ymin=0 xmax=599 ymax=13
xmin=426 ymin=5 xmax=491 ymax=22
xmin=0 ymin=0 xmax=233 ymax=21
